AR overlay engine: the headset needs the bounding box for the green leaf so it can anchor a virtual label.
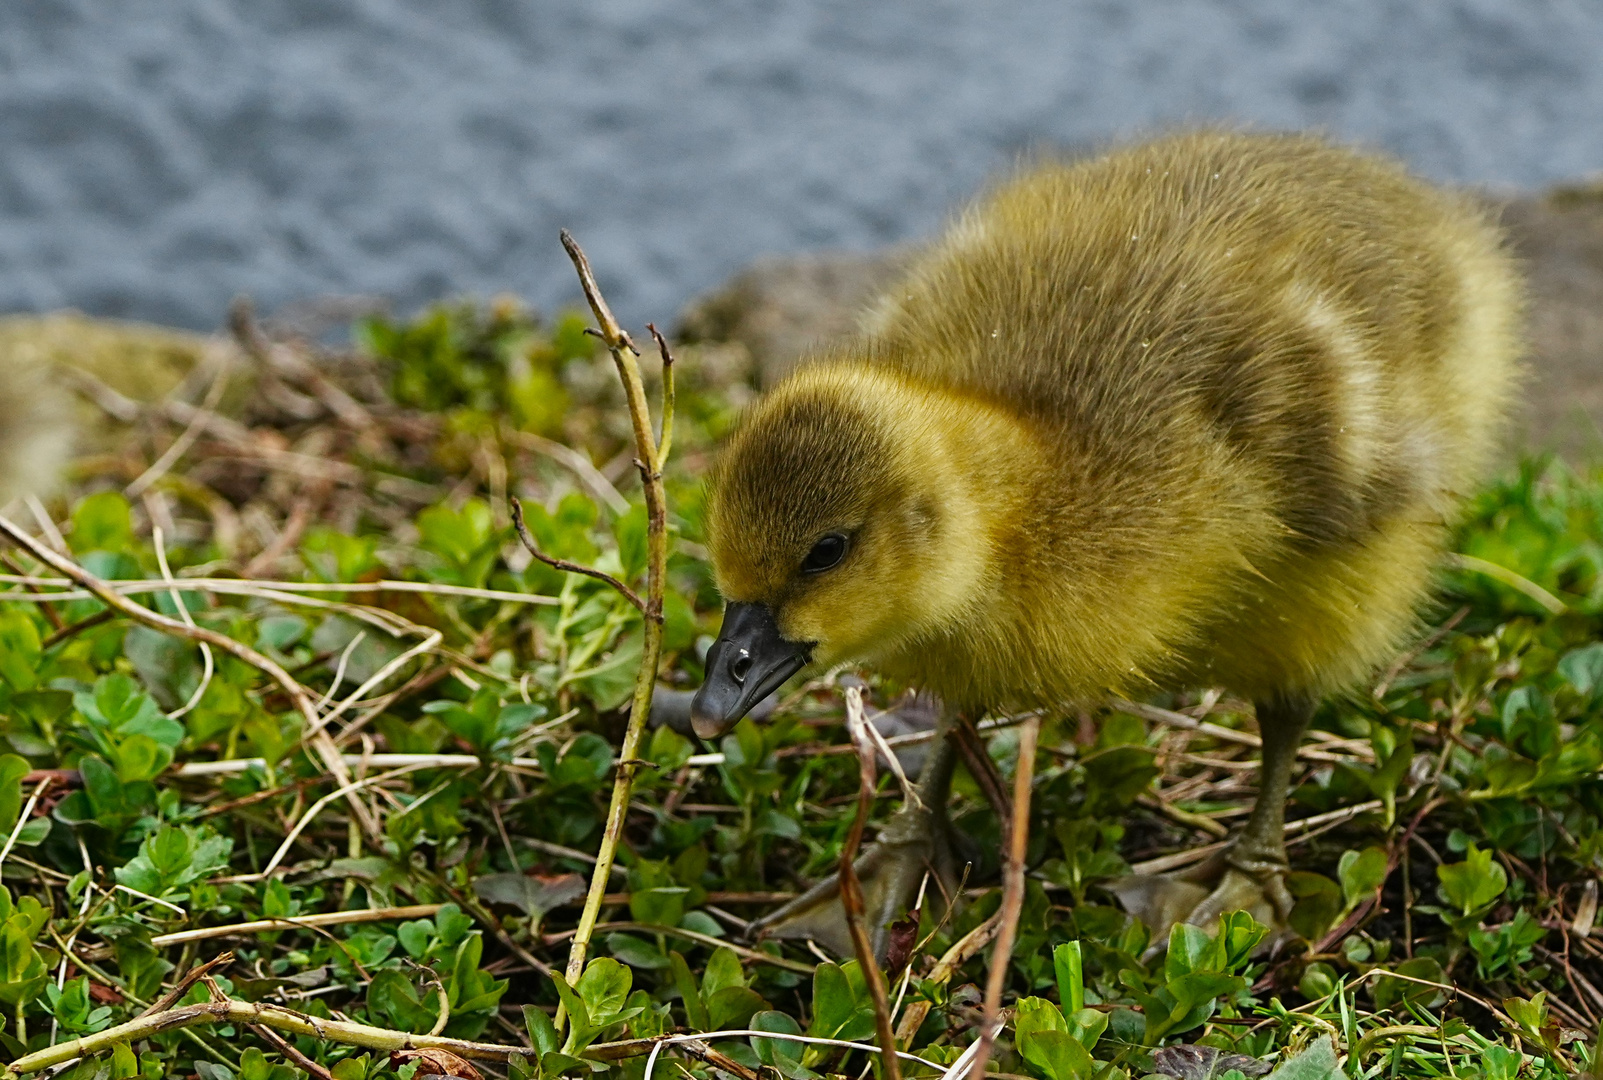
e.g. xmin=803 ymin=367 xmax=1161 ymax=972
xmin=88 ymin=674 xmax=183 ymax=746
xmin=0 ymin=895 xmax=46 ymax=1005
xmin=701 ymin=945 xmax=747 ymax=996
xmin=1504 ymin=991 xmax=1547 ymax=1034
xmin=1165 ymin=923 xmax=1216 ymax=980
xmin=706 ymin=986 xmax=766 ymax=1031
xmin=1284 ymin=872 xmax=1342 ymax=942
xmin=73 ymin=491 xmax=134 ymax=553
xmin=628 ymin=886 xmax=688 ymax=928
xmin=626 ymin=988 xmax=669 ymax=1040
xmin=1213 ymin=911 xmax=1269 ymax=967
xmin=575 ymin=956 xmax=632 ymax=1023
xmin=11 ymin=818 xmax=49 ymax=847
xmin=524 ymin=1005 xmax=560 ymax=1056
xmin=1263 ymin=1036 xmax=1345 ymax=1080
xmin=1168 ymin=971 xmax=1245 ymax=1013
xmin=669 ymin=951 xmax=710 ymax=1031
xmin=606 ymin=932 xmax=670 ymax=970
xmin=1066 ymin=1009 xmax=1106 ymax=1053
xmin=1559 ymin=642 xmax=1603 ymax=697
xmin=474 ymin=873 xmax=586 ymax=926
xmin=549 ymin=972 xmax=593 ymax=1053
xmin=111 ymin=733 xmax=171 ymax=784
xmin=751 ymin=1010 xmax=813 ymax=1079
xmin=114 ymin=824 xmax=234 ymax=897
xmin=1018 ymin=1028 xmax=1097 ymax=1080
xmin=1337 ymin=847 xmax=1387 ymax=909
xmin=0 ymin=613 xmax=41 ymax=692
xmin=1053 ymin=942 xmax=1085 ymax=1015
xmin=538 ymin=1052 xmax=589 ymax=1078
xmin=114 ymin=937 xmax=172 ymax=1001
xmin=1437 ymin=843 xmax=1508 ymax=916
xmin=807 ymin=961 xmax=854 ymax=1039
xmin=0 ymin=755 xmax=31 ymax=838
xmin=1014 ymin=996 xmax=1070 ymax=1073
xmin=432 ymin=905 xmax=470 ymax=947
xmin=330 ymin=1056 xmax=369 ymax=1080
xmin=1479 ymin=1045 xmax=1522 ymax=1080
xmin=367 ymin=970 xmax=439 ymax=1034
xmin=680 ymin=911 xmax=723 ymax=937
xmin=397 ymin=918 xmax=432 ymax=959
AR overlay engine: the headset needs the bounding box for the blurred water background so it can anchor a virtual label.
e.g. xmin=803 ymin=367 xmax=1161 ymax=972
xmin=2 ymin=1 xmax=1601 ymax=329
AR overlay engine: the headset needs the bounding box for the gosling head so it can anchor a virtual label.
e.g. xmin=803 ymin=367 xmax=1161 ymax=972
xmin=689 ymin=365 xmax=987 ymax=740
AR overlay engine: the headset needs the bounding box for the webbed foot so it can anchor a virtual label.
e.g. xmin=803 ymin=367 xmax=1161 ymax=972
xmin=748 ymin=795 xmax=963 ymax=959
xmin=1109 ymin=691 xmax=1316 ymax=949
xmin=1106 ymin=846 xmax=1293 ymax=945
xmin=749 ymin=706 xmax=964 ymax=961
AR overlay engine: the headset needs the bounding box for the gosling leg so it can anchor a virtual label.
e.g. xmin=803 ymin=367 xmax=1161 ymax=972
xmin=1180 ymin=692 xmax=1313 ymax=928
xmin=1109 ymin=693 xmax=1314 ymax=940
xmin=748 ymin=709 xmax=962 ymax=960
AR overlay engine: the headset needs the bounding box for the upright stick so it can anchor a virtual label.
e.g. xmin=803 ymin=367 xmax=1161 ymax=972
xmin=556 ymin=232 xmax=673 ymax=1013
xmin=968 ymin=715 xmax=1040 ymax=1080
xmin=840 ymin=685 xmax=902 ymax=1080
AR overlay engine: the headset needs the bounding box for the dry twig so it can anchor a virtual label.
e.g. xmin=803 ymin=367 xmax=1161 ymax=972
xmin=839 ymin=684 xmax=901 ymax=1080
xmin=151 ymin=906 xmax=445 ymax=949
xmin=969 ymin=715 xmax=1040 ymax=1080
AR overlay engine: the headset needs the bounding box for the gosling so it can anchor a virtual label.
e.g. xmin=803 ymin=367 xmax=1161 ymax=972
xmin=689 ymin=130 xmax=1522 ymax=951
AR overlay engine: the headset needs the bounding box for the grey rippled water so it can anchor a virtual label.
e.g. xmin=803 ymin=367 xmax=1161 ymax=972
xmin=2 ymin=0 xmax=1601 ymax=330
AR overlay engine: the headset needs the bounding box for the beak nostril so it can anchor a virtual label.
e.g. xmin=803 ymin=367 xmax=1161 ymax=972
xmin=730 ymin=651 xmax=753 ymax=684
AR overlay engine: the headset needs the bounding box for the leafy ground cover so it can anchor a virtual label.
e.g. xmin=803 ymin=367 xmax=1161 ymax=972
xmin=0 ymin=286 xmax=1601 ymax=1080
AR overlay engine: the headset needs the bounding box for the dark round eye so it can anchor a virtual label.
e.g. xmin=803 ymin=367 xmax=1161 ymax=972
xmin=801 ymin=532 xmax=848 ymax=574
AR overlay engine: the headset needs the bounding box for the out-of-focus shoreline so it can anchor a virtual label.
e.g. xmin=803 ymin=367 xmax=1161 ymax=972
xmin=3 ymin=3 xmax=1603 ymax=329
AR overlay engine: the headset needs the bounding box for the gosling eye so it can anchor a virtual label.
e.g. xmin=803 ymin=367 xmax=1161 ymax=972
xmin=801 ymin=532 xmax=849 ymax=574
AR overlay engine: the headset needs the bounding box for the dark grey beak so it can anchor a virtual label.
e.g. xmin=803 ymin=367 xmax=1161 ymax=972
xmin=690 ymin=602 xmax=811 ymax=740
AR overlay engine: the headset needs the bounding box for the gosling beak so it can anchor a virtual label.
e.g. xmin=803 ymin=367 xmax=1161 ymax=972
xmin=690 ymin=602 xmax=811 ymax=740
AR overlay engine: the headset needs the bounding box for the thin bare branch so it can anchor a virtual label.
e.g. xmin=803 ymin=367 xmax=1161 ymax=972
xmin=646 ymin=324 xmax=675 ymax=468
xmin=0 ymin=572 xmax=561 ymax=607
xmin=137 ymin=953 xmax=237 ymax=1018
xmin=1112 ymin=698 xmax=1368 ymax=764
xmin=230 ymin=295 xmax=375 ymax=432
xmin=250 ymin=1022 xmax=336 ymax=1080
xmin=0 ymin=778 xmax=50 ymax=874
xmin=559 ymin=230 xmax=638 ymax=357
xmin=509 ymin=497 xmax=644 ymax=613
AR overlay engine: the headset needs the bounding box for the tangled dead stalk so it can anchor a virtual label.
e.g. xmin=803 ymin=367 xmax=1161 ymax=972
xmin=0 ymin=513 xmax=382 ymax=842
